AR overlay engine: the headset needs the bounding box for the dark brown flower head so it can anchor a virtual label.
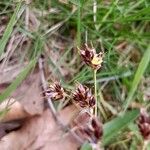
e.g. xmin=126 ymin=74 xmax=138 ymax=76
xmin=79 ymin=44 xmax=104 ymax=70
xmin=73 ymin=83 xmax=95 ymax=108
xmin=138 ymin=109 xmax=150 ymax=140
xmin=46 ymin=82 xmax=64 ymax=100
xmin=74 ymin=114 xmax=103 ymax=143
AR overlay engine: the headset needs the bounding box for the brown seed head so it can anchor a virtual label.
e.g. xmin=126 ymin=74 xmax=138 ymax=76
xmin=138 ymin=109 xmax=150 ymax=140
xmin=74 ymin=113 xmax=103 ymax=143
xmin=73 ymin=83 xmax=95 ymax=108
xmin=46 ymin=82 xmax=64 ymax=100
xmin=79 ymin=44 xmax=104 ymax=70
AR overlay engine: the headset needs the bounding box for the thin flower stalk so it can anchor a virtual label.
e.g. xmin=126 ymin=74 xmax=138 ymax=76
xmin=94 ymin=69 xmax=97 ymax=116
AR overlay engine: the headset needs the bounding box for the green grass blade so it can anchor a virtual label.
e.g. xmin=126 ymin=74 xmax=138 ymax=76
xmin=0 ymin=2 xmax=24 ymax=56
xmin=0 ymin=59 xmax=37 ymax=103
xmin=97 ymin=0 xmax=119 ymax=30
xmin=69 ymin=0 xmax=81 ymax=6
xmin=124 ymin=45 xmax=150 ymax=111
xmin=103 ymin=109 xmax=139 ymax=145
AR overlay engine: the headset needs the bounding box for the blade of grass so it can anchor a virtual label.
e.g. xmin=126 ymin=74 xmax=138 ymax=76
xmin=0 ymin=2 xmax=25 ymax=56
xmin=124 ymin=45 xmax=150 ymax=111
xmin=69 ymin=0 xmax=81 ymax=6
xmin=103 ymin=109 xmax=139 ymax=145
xmin=124 ymin=0 xmax=145 ymax=15
xmin=0 ymin=59 xmax=37 ymax=103
xmin=97 ymin=0 xmax=119 ymax=30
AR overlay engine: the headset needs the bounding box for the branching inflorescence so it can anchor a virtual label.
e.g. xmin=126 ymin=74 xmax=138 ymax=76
xmin=46 ymin=81 xmax=103 ymax=149
xmin=45 ymin=43 xmax=104 ymax=149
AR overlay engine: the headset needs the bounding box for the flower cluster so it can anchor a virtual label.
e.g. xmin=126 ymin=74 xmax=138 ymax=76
xmin=138 ymin=109 xmax=150 ymax=140
xmin=73 ymin=83 xmax=95 ymax=108
xmin=79 ymin=44 xmax=104 ymax=70
xmin=73 ymin=112 xmax=103 ymax=144
xmin=46 ymin=82 xmax=64 ymax=100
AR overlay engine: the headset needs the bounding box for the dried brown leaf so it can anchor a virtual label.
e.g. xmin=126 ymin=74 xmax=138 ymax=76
xmin=0 ymin=121 xmax=22 ymax=139
xmin=0 ymin=105 xmax=81 ymax=150
xmin=0 ymin=63 xmax=26 ymax=85
xmin=0 ymin=98 xmax=29 ymax=122
xmin=12 ymin=72 xmax=44 ymax=115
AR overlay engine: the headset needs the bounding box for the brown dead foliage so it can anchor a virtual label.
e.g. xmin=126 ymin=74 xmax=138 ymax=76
xmin=0 ymin=71 xmax=44 ymax=118
xmin=0 ymin=99 xmax=29 ymax=123
xmin=0 ymin=70 xmax=84 ymax=150
xmin=12 ymin=72 xmax=44 ymax=115
xmin=0 ymin=63 xmax=27 ymax=85
xmin=0 ymin=105 xmax=81 ymax=150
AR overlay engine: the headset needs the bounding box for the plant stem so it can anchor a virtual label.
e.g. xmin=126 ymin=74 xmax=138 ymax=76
xmin=94 ymin=69 xmax=97 ymax=116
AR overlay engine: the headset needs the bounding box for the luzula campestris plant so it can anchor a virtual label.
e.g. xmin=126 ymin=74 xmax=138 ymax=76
xmin=46 ymin=81 xmax=103 ymax=147
xmin=79 ymin=43 xmax=104 ymax=116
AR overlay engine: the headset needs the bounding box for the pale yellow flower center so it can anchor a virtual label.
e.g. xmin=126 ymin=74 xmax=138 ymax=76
xmin=91 ymin=56 xmax=103 ymax=65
